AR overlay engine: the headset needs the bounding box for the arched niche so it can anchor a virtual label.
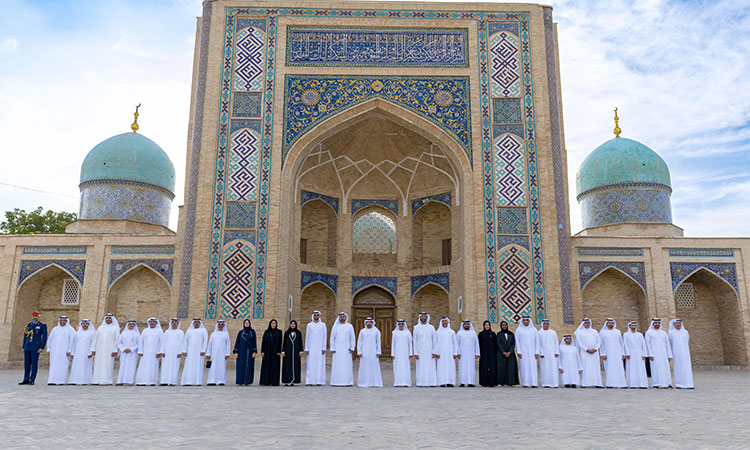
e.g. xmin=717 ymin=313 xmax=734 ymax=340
xmin=412 ymin=201 xmax=452 ymax=268
xmin=675 ymin=269 xmax=747 ymax=365
xmin=300 ymin=199 xmax=337 ymax=267
xmin=299 ymin=282 xmax=336 ymax=339
xmin=107 ymin=265 xmax=171 ymax=322
xmin=413 ymin=283 xmax=450 ymax=326
xmin=10 ymin=265 xmax=81 ymax=361
xmin=352 ymin=206 xmax=397 ymax=267
xmin=581 ymin=267 xmax=648 ymax=331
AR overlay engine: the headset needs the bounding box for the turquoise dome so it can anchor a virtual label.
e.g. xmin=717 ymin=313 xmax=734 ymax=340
xmin=80 ymin=132 xmax=175 ymax=194
xmin=576 ymin=137 xmax=671 ymax=197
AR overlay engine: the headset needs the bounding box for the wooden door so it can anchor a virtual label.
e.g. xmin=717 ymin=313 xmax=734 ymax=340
xmin=353 ymin=307 xmax=395 ymax=357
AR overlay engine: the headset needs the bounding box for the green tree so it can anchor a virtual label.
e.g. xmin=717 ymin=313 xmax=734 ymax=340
xmin=0 ymin=207 xmax=77 ymax=234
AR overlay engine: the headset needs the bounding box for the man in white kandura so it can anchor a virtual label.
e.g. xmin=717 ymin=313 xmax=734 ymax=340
xmin=206 ymin=320 xmax=231 ymax=386
xmin=68 ymin=319 xmax=96 ymax=385
xmin=305 ymin=310 xmax=327 ymax=386
xmin=456 ymin=320 xmax=480 ymax=387
xmin=535 ymin=319 xmax=559 ymax=388
xmin=391 ymin=320 xmax=413 ymax=387
xmin=135 ymin=317 xmax=163 ymax=386
xmin=669 ymin=319 xmax=693 ymax=389
xmin=116 ymin=320 xmax=140 ymax=385
xmin=623 ymin=321 xmax=648 ymax=389
xmin=329 ymin=312 xmax=355 ymax=386
xmin=599 ymin=318 xmax=627 ymax=388
xmin=356 ymin=317 xmax=382 ymax=387
xmin=434 ymin=317 xmax=457 ymax=387
xmin=413 ymin=312 xmax=437 ymax=387
xmin=47 ymin=316 xmax=75 ymax=385
xmin=90 ymin=313 xmax=120 ymax=385
xmin=558 ymin=334 xmax=581 ymax=388
xmin=515 ymin=315 xmax=538 ymax=388
xmin=181 ymin=318 xmax=208 ymax=386
xmin=645 ymin=318 xmax=672 ymax=388
xmin=160 ymin=318 xmax=184 ymax=386
xmin=574 ymin=318 xmax=602 ymax=388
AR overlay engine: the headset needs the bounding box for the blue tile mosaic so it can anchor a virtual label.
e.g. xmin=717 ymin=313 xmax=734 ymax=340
xmin=579 ymin=261 xmax=647 ymax=294
xmin=301 ymin=271 xmax=338 ymax=294
xmin=109 ymin=259 xmax=174 ymax=288
xmin=670 ymin=262 xmax=738 ymax=292
xmin=18 ymin=260 xmax=86 ymax=287
xmin=301 ymin=190 xmax=339 ymax=215
xmin=411 ymin=272 xmax=449 ymax=296
xmin=232 ymin=92 xmax=263 ymax=118
xmin=411 ymin=192 xmax=451 ymax=215
xmin=225 ymin=201 xmax=256 ymax=229
xmin=352 ymin=276 xmax=397 ymax=297
xmin=351 ymin=199 xmax=399 ymax=217
xmin=22 ymin=246 xmax=87 ymax=255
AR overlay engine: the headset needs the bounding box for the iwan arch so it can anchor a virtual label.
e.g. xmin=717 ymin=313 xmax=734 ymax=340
xmin=0 ymin=1 xmax=748 ymax=369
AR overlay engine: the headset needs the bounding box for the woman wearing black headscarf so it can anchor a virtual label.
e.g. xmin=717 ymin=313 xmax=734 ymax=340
xmin=477 ymin=320 xmax=498 ymax=387
xmin=496 ymin=320 xmax=519 ymax=386
xmin=259 ymin=319 xmax=283 ymax=386
xmin=281 ymin=320 xmax=303 ymax=386
xmin=233 ymin=319 xmax=257 ymax=386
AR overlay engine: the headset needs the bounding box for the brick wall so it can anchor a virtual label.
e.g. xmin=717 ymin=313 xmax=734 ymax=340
xmin=581 ymin=268 xmax=649 ymax=333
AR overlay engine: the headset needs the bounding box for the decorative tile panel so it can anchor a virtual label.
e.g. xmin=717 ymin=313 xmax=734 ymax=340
xmin=23 ymin=246 xmax=87 ymax=255
xmin=489 ymin=29 xmax=520 ymax=97
xmin=579 ymin=261 xmax=646 ymax=293
xmin=580 ymin=188 xmax=672 ymax=228
xmin=232 ymin=92 xmax=263 ymax=118
xmin=223 ymin=230 xmax=256 ymax=246
xmin=286 ymin=26 xmax=469 ymax=68
xmin=670 ymin=262 xmax=738 ymax=292
xmin=669 ymin=248 xmax=734 ymax=258
xmin=497 ymin=235 xmax=529 ymax=251
xmin=411 ymin=192 xmax=451 ymax=215
xmin=112 ymin=245 xmax=175 ymax=255
xmin=494 ymin=134 xmax=526 ymax=206
xmin=79 ymin=184 xmax=171 ymax=228
xmin=497 ymin=207 xmax=527 ymax=235
xmin=109 ymin=259 xmax=173 ymax=288
xmin=492 ymin=98 xmax=522 ymax=124
xmin=353 ymin=211 xmax=396 ymax=254
xmin=18 ymin=260 xmax=86 ymax=287
xmin=411 ymin=273 xmax=449 ymax=297
xmin=227 ymin=127 xmax=260 ymax=201
xmin=283 ymin=75 xmax=471 ymax=166
xmin=234 ymin=26 xmax=265 ymax=92
xmin=225 ymin=201 xmax=256 ymax=229
xmin=578 ymin=247 xmax=643 ymax=257
xmin=220 ymin=241 xmax=255 ymax=318
xmin=352 ymin=276 xmax=398 ymax=297
xmin=497 ymin=246 xmax=533 ymax=323
xmin=301 ymin=271 xmax=338 ymax=294
xmin=301 ymin=190 xmax=339 ymax=215
xmin=351 ymin=199 xmax=399 ymax=217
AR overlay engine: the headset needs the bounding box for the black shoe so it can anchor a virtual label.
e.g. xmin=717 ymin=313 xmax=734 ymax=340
xmin=207 ymin=383 xmax=216 ymax=386
xmin=468 ymin=384 xmax=475 ymax=387
xmin=48 ymin=383 xmax=56 ymax=386
xmin=18 ymin=381 xmax=29 ymax=385
xmin=459 ymin=384 xmax=465 ymax=387
xmin=29 ymin=381 xmax=34 ymax=385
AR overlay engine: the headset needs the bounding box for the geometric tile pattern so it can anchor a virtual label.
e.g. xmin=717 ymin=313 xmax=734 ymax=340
xmin=488 ymin=22 xmax=519 ymax=37
xmin=227 ymin=127 xmax=260 ymax=201
xmin=412 ymin=192 xmax=451 ymax=216
xmin=351 ymin=199 xmax=399 ymax=217
xmin=580 ymin=188 xmax=672 ymax=229
xmin=497 ymin=207 xmax=527 ymax=235
xmin=578 ymin=261 xmax=647 ymax=294
xmin=301 ymin=190 xmax=339 ymax=215
xmin=411 ymin=272 xmax=449 ymax=297
xmin=220 ymin=241 xmax=255 ymax=319
xmin=286 ymin=26 xmax=469 ymax=68
xmin=301 ymin=271 xmax=338 ymax=295
xmin=22 ymin=246 xmax=88 ymax=255
xmin=232 ymin=92 xmax=263 ymax=118
xmin=544 ymin=8 xmax=573 ymax=324
xmin=79 ymin=184 xmax=172 ymax=228
xmin=283 ymin=75 xmax=472 ymax=166
xmin=493 ymin=98 xmax=522 ymax=124
xmin=494 ymin=134 xmax=526 ymax=206
xmin=353 ymin=212 xmax=396 ymax=254
xmin=669 ymin=248 xmax=734 ymax=258
xmin=223 ymin=230 xmax=256 ymax=246
xmin=498 ymin=246 xmax=533 ymax=323
xmin=497 ymin=235 xmax=529 ymax=251
xmin=578 ymin=247 xmax=643 ymax=257
xmin=18 ymin=260 xmax=86 ymax=287
xmin=489 ymin=30 xmax=520 ymax=97
xmin=234 ymin=27 xmax=264 ymax=92
xmin=111 ymin=245 xmax=175 ymax=255
xmin=670 ymin=262 xmax=738 ymax=293
xmin=225 ymin=201 xmax=256 ymax=229
xmin=352 ymin=276 xmax=398 ymax=297
xmin=177 ymin=0 xmax=212 ymax=318
xmin=108 ymin=259 xmax=174 ymax=288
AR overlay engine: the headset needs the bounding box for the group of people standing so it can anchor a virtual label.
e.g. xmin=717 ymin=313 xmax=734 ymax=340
xmin=18 ymin=310 xmax=694 ymax=390
xmin=478 ymin=316 xmax=694 ymax=389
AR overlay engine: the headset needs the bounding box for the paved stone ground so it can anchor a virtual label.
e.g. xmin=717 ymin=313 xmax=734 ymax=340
xmin=1 ymin=364 xmax=748 ymax=449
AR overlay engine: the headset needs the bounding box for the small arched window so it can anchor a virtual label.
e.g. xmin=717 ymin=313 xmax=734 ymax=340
xmin=353 ymin=211 xmax=396 ymax=254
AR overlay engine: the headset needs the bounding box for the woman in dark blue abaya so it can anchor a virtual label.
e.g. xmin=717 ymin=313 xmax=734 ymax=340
xmin=233 ymin=319 xmax=257 ymax=385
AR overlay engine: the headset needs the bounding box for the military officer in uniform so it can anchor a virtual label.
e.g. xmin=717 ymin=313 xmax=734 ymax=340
xmin=19 ymin=311 xmax=47 ymax=385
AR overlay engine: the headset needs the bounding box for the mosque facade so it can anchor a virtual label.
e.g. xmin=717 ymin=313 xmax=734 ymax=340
xmin=0 ymin=1 xmax=747 ymax=367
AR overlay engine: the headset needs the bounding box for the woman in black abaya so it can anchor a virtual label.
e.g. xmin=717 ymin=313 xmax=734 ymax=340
xmin=281 ymin=320 xmax=303 ymax=385
xmin=477 ymin=320 xmax=498 ymax=387
xmin=259 ymin=319 xmax=283 ymax=386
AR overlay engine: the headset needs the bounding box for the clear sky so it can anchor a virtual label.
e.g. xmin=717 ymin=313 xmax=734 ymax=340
xmin=0 ymin=0 xmax=747 ymax=236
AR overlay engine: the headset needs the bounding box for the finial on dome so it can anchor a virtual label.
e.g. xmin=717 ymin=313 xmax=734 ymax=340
xmin=613 ymin=107 xmax=621 ymax=138
xmin=131 ymin=104 xmax=141 ymax=133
